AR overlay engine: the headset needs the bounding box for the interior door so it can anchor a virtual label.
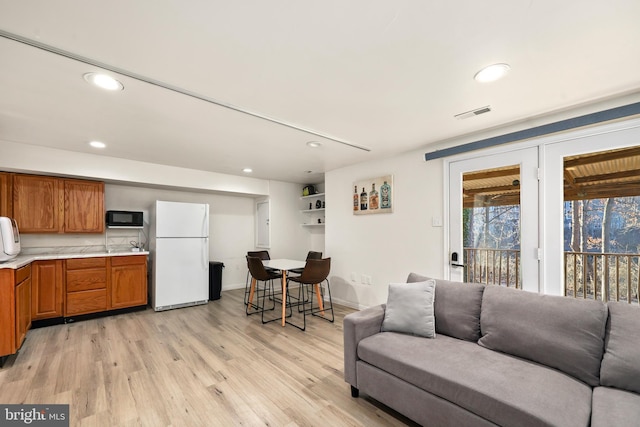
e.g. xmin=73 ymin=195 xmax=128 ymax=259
xmin=256 ymin=200 xmax=270 ymax=248
xmin=448 ymin=147 xmax=539 ymax=292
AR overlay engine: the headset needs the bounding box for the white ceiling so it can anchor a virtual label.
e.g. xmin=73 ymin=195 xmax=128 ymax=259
xmin=1 ymin=1 xmax=639 ymax=184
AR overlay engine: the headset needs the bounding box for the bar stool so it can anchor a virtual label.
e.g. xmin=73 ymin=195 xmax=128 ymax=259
xmin=244 ymin=250 xmax=271 ymax=305
xmin=245 ymin=256 xmax=285 ymax=324
xmin=286 ymin=257 xmax=333 ymax=331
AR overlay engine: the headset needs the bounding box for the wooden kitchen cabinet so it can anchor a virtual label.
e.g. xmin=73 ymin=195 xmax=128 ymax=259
xmin=15 ymin=272 xmax=32 ymax=349
xmin=110 ymin=255 xmax=147 ymax=309
xmin=65 ymin=257 xmax=108 ymax=316
xmin=0 ymin=270 xmax=17 ymax=358
xmin=63 ymin=179 xmax=104 ymax=233
xmin=10 ymin=173 xmax=104 ymax=234
xmin=0 ymin=172 xmax=12 ymax=218
xmin=31 ymin=260 xmax=64 ymax=320
xmin=0 ymin=265 xmax=31 ymax=359
xmin=12 ymin=174 xmax=63 ymax=233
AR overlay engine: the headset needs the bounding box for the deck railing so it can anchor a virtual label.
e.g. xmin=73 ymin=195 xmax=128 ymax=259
xmin=463 ymin=248 xmax=521 ymax=289
xmin=463 ymin=249 xmax=639 ymax=304
xmin=565 ymin=251 xmax=640 ymax=304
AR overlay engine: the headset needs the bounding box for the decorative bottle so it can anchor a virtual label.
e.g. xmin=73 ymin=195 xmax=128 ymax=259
xmin=360 ymin=187 xmax=368 ymax=210
xmin=353 ymin=186 xmax=359 ymax=211
xmin=369 ymin=183 xmax=379 ymax=209
xmin=381 ymin=180 xmax=391 ymax=209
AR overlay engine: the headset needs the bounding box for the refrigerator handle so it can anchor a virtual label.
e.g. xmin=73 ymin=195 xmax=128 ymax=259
xmin=203 ymin=238 xmax=208 ymax=269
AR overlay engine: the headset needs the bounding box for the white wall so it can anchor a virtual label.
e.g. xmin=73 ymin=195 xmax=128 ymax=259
xmin=2 ymin=140 xmax=311 ymax=291
xmin=0 ymin=139 xmax=269 ymax=196
xmin=325 ymin=94 xmax=640 ymax=310
xmin=21 ymin=183 xmax=257 ymax=290
xmin=19 ymin=180 xmax=313 ymax=291
xmin=326 ymin=150 xmax=445 ymax=309
xmin=266 ymin=180 xmax=322 ymax=259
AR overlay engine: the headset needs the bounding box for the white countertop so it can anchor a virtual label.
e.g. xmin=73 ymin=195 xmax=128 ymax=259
xmin=0 ymin=250 xmax=149 ymax=269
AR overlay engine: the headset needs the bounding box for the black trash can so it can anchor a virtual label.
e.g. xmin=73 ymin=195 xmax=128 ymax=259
xmin=209 ymin=261 xmax=224 ymax=301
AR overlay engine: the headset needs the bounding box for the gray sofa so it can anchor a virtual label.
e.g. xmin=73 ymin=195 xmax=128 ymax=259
xmin=343 ymin=273 xmax=640 ymax=427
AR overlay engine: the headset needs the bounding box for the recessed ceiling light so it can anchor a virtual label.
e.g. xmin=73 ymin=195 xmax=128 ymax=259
xmin=474 ymin=63 xmax=511 ymax=83
xmin=83 ymin=72 xmax=124 ymax=91
xmin=88 ymin=141 xmax=106 ymax=149
xmin=306 ymin=141 xmax=322 ymax=148
xmin=242 ymin=168 xmax=253 ymax=173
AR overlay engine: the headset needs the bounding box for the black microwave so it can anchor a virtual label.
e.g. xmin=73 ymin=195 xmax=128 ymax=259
xmin=106 ymin=210 xmax=144 ymax=228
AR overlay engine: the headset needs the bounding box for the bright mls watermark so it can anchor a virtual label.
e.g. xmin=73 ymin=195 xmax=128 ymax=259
xmin=0 ymin=405 xmax=69 ymax=426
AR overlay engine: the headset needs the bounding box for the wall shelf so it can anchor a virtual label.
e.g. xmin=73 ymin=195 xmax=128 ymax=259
xmin=300 ymin=192 xmax=325 ymax=200
xmin=300 ymin=187 xmax=325 ymax=232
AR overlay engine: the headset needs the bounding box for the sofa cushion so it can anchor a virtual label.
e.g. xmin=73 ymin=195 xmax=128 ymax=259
xmin=591 ymin=387 xmax=640 ymax=427
xmin=478 ymin=285 xmax=607 ymax=386
xmin=381 ymin=280 xmax=436 ymax=338
xmin=357 ymin=332 xmax=592 ymax=427
xmin=600 ymin=302 xmax=640 ymax=393
xmin=406 ymin=273 xmax=484 ymax=342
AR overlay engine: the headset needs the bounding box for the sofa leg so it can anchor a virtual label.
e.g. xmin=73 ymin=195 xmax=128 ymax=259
xmin=350 ymin=385 xmax=359 ymax=398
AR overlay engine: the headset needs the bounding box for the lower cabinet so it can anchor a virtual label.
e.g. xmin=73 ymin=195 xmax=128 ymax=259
xmin=64 ymin=255 xmax=148 ymax=317
xmin=110 ymin=256 xmax=147 ymax=309
xmin=0 ymin=264 xmax=31 ymax=358
xmin=32 ymin=260 xmax=64 ymax=320
xmin=15 ymin=274 xmax=31 ymax=349
xmin=65 ymin=257 xmax=108 ymax=316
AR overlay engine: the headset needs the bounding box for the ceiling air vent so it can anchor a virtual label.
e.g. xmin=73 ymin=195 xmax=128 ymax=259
xmin=455 ymin=105 xmax=492 ymax=120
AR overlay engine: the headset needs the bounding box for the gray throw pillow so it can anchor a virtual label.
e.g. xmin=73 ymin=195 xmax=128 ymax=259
xmin=381 ymin=280 xmax=436 ymax=338
xmin=600 ymin=302 xmax=640 ymax=393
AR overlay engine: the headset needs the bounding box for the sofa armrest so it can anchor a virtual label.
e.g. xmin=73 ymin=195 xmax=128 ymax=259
xmin=343 ymin=304 xmax=385 ymax=387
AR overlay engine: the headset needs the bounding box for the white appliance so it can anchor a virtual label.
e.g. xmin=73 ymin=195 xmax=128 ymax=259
xmin=0 ymin=217 xmax=21 ymax=262
xmin=150 ymin=201 xmax=209 ymax=311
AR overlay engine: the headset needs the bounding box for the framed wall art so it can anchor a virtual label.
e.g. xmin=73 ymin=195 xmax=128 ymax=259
xmin=352 ymin=175 xmax=393 ymax=215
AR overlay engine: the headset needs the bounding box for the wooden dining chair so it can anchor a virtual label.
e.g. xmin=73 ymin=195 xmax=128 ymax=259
xmin=286 ymin=257 xmax=333 ymax=331
xmin=245 ymin=256 xmax=286 ymax=324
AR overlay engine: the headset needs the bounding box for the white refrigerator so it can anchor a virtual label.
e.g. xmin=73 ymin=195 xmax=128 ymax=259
xmin=150 ymin=200 xmax=209 ymax=311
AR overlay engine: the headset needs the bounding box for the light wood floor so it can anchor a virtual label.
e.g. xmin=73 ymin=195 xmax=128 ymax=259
xmin=0 ymin=289 xmax=415 ymax=426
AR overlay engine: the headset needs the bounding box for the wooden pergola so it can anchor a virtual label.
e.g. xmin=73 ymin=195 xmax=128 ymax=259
xmin=462 ymin=146 xmax=640 ymax=208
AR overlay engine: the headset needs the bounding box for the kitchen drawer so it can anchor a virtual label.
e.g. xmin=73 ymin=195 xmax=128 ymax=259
xmin=111 ymin=255 xmax=146 ymax=266
xmin=66 ymin=257 xmax=107 ymax=270
xmin=66 ymin=268 xmax=107 ymax=292
xmin=15 ymin=264 xmax=31 ymax=284
xmin=65 ymin=289 xmax=107 ymax=316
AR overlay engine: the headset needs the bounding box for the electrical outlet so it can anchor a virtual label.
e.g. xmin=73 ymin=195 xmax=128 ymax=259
xmin=362 ymin=275 xmax=372 ymax=285
xmin=351 ymin=272 xmax=357 ymax=282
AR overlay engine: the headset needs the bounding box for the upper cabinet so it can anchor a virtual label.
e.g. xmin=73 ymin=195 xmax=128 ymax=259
xmin=64 ymin=179 xmax=104 ymax=233
xmin=0 ymin=172 xmax=12 ymax=217
xmin=11 ymin=173 xmax=104 ymax=234
xmin=13 ymin=174 xmax=63 ymax=233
